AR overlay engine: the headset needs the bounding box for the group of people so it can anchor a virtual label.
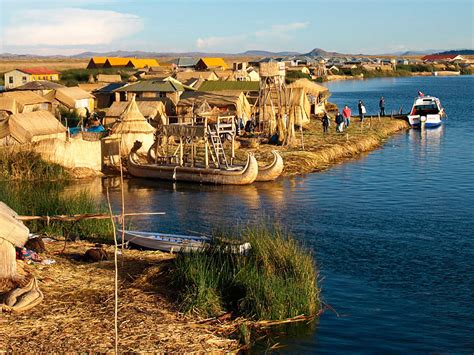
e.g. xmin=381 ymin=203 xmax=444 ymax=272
xmin=321 ymin=96 xmax=387 ymax=133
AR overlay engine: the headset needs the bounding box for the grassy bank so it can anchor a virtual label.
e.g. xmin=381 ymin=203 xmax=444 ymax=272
xmin=0 ymin=182 xmax=113 ymax=241
xmin=172 ymin=225 xmax=319 ymax=320
xmin=0 ymin=150 xmax=69 ymax=181
xmin=239 ymin=117 xmax=409 ymax=176
xmin=59 ymin=68 xmax=135 ymax=86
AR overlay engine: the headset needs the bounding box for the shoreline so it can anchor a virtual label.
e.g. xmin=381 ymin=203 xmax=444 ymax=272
xmin=240 ymin=117 xmax=409 ymax=178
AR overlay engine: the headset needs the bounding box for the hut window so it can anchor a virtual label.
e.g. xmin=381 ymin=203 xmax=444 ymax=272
xmin=22 ymin=76 xmax=27 ymax=82
xmin=8 ymin=77 xmax=13 ymax=84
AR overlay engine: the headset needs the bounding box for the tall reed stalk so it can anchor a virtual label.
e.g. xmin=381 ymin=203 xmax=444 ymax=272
xmin=172 ymin=224 xmax=319 ymax=321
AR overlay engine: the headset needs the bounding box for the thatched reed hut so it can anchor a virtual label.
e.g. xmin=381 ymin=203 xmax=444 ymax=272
xmin=107 ymin=95 xmax=155 ymax=156
xmin=0 ymin=202 xmax=29 ymax=280
xmin=1 ymin=91 xmax=52 ymax=113
xmin=105 ymin=100 xmax=168 ymax=127
xmin=0 ymin=111 xmax=67 ymax=146
xmin=177 ymin=91 xmax=252 ymax=124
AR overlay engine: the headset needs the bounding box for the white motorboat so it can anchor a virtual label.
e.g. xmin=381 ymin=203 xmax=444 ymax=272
xmin=407 ymin=95 xmax=445 ymax=128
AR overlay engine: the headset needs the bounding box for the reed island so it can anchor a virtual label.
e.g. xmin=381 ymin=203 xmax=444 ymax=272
xmin=0 ymin=56 xmax=411 ymax=352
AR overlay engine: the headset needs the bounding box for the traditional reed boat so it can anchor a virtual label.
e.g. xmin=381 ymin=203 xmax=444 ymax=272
xmin=255 ymin=151 xmax=284 ymax=182
xmin=128 ymin=141 xmax=258 ymax=185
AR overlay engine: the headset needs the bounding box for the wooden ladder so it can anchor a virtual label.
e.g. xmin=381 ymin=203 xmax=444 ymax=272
xmin=208 ymin=126 xmax=229 ymax=169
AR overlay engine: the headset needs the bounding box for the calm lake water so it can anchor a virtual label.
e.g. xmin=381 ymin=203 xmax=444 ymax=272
xmin=93 ymin=76 xmax=473 ymax=352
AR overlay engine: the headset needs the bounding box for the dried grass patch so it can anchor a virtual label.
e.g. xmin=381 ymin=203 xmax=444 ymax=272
xmin=0 ymin=240 xmax=239 ymax=352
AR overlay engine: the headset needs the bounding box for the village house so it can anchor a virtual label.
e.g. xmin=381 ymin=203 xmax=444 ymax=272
xmin=4 ymin=68 xmax=60 ymax=90
xmin=10 ymin=81 xmax=65 ymax=96
xmin=421 ymin=54 xmax=465 ymax=63
xmin=174 ymin=71 xmax=219 ymax=83
xmin=0 ymin=110 xmax=67 ymax=146
xmin=92 ymin=82 xmax=127 ymax=109
xmin=171 ymin=57 xmax=199 ymax=69
xmin=126 ymin=58 xmax=160 ymax=69
xmin=104 ymin=100 xmax=168 ymax=127
xmin=96 ymin=74 xmax=122 ymax=83
xmin=1 ymin=91 xmax=52 ymax=113
xmin=87 ymin=57 xmax=108 ymax=69
xmin=195 ymin=58 xmax=229 ymax=71
xmin=114 ymin=79 xmax=193 ymax=106
xmin=46 ymin=87 xmax=95 ymax=117
xmin=233 ymin=63 xmax=260 ymax=81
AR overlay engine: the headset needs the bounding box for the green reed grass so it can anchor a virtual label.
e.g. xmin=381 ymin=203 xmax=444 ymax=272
xmin=0 ymin=182 xmax=113 ymax=242
xmin=0 ymin=150 xmax=69 ymax=181
xmin=171 ymin=224 xmax=319 ymax=320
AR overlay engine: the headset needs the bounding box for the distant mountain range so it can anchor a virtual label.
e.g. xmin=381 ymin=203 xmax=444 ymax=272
xmin=0 ymin=48 xmax=472 ymax=59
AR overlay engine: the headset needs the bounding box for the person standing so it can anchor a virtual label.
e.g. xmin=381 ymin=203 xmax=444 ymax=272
xmin=379 ymin=96 xmax=385 ymax=116
xmin=342 ymin=105 xmax=351 ymax=128
xmin=335 ymin=110 xmax=344 ymax=133
xmin=322 ymin=112 xmax=330 ymax=133
xmin=358 ymin=100 xmax=366 ymax=122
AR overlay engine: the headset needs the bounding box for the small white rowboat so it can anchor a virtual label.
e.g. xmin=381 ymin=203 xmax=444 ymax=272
xmin=118 ymin=229 xmax=251 ymax=254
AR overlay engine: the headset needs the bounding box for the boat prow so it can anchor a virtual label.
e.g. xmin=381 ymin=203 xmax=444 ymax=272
xmin=256 ymin=150 xmax=284 ymax=182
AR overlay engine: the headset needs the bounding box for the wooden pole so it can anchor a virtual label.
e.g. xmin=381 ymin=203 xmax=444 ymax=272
xmin=179 ymin=138 xmax=183 ymax=166
xmin=204 ymin=117 xmax=209 ymax=168
xmin=16 ymin=212 xmax=166 ymax=222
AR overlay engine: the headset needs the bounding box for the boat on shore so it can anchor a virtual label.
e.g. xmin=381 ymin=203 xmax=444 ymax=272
xmin=255 ymin=151 xmax=284 ymax=182
xmin=118 ymin=229 xmax=251 ymax=254
xmin=407 ymin=95 xmax=445 ymax=128
xmin=128 ymin=141 xmax=258 ymax=185
xmin=118 ymin=229 xmax=211 ymax=252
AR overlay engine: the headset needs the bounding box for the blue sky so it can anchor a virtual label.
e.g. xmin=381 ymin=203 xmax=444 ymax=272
xmin=0 ymin=0 xmax=473 ymax=55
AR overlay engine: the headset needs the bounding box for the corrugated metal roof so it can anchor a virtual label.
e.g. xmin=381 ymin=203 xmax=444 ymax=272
xmin=198 ymin=81 xmax=260 ymax=92
xmin=94 ymin=82 xmax=127 ymax=93
xmin=173 ymin=57 xmax=199 ymax=67
xmin=19 ymin=67 xmax=60 ymax=75
xmin=12 ymin=80 xmax=65 ymax=91
xmin=115 ymin=80 xmax=184 ymax=93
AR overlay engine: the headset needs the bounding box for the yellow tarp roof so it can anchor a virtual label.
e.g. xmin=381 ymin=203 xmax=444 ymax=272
xmin=127 ymin=58 xmax=160 ymax=68
xmin=199 ymin=57 xmax=229 ymax=69
xmin=91 ymin=57 xmax=107 ymax=64
xmin=105 ymin=58 xmax=131 ymax=67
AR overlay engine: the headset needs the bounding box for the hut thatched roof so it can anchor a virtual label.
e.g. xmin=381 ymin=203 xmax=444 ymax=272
xmin=12 ymin=80 xmax=65 ymax=91
xmin=0 ymin=202 xmax=29 ymax=248
xmin=2 ymin=91 xmax=50 ymax=106
xmin=178 ymin=91 xmax=251 ymax=120
xmin=55 ymin=87 xmax=95 ymax=108
xmin=0 ymin=96 xmax=17 ymax=114
xmin=111 ymin=97 xmax=155 ymax=134
xmin=175 ymin=71 xmax=217 ymax=82
xmin=107 ymin=100 xmax=167 ymax=120
xmin=3 ymin=110 xmax=67 ymax=144
xmin=286 ymin=79 xmax=329 ymax=96
xmin=96 ymin=74 xmax=122 ymax=83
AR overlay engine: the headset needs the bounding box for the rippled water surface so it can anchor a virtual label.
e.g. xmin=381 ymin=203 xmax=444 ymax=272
xmin=100 ymin=76 xmax=473 ymax=352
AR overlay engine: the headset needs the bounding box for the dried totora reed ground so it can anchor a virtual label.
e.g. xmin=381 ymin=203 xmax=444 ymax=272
xmin=0 ymin=240 xmax=240 ymax=352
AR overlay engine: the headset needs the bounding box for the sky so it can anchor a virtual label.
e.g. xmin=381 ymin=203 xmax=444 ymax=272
xmin=0 ymin=0 xmax=473 ymax=55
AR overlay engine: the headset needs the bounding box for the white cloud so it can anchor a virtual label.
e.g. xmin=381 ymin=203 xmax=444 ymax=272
xmin=4 ymin=8 xmax=143 ymax=46
xmin=195 ymin=21 xmax=310 ymax=51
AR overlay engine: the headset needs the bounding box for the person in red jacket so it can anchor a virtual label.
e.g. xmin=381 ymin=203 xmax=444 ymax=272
xmin=342 ymin=105 xmax=351 ymax=128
